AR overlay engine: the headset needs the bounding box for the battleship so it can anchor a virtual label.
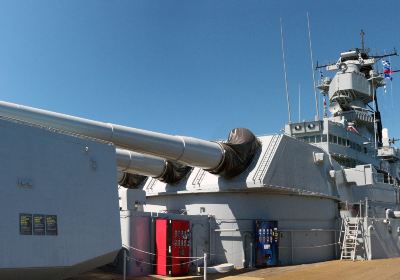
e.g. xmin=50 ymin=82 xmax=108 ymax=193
xmin=0 ymin=38 xmax=399 ymax=279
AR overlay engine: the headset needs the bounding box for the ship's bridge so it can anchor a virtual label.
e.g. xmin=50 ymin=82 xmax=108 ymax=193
xmin=285 ymin=118 xmax=379 ymax=168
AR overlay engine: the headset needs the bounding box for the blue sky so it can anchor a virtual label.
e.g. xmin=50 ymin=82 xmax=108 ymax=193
xmin=0 ymin=0 xmax=399 ymax=140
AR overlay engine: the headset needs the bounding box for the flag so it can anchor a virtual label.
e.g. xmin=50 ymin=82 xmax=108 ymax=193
xmin=323 ymin=97 xmax=328 ymax=117
xmin=382 ymin=60 xmax=393 ymax=80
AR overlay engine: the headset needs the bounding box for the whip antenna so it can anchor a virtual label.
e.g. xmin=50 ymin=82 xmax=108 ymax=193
xmin=280 ymin=17 xmax=292 ymax=123
xmin=307 ymin=12 xmax=320 ymax=120
xmin=298 ymin=83 xmax=301 ymax=122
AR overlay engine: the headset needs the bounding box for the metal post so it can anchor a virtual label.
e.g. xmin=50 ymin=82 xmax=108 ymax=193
xmin=208 ymin=215 xmax=212 ymax=264
xmin=249 ymin=242 xmax=253 ymax=268
xmin=365 ymin=197 xmax=369 ymax=218
xmin=123 ymin=249 xmax=127 ymax=280
xmin=291 ymin=231 xmax=294 ymax=265
xmin=203 ymin=253 xmax=207 ymax=280
xmin=334 ymin=229 xmax=337 ymax=259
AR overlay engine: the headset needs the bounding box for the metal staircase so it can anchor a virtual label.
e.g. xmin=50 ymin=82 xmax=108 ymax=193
xmin=340 ymin=217 xmax=360 ymax=260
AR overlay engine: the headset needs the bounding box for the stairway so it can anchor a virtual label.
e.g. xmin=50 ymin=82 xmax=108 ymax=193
xmin=340 ymin=217 xmax=360 ymax=261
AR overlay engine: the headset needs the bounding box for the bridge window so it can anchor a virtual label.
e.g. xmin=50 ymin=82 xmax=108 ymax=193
xmin=327 ymin=134 xmax=364 ymax=153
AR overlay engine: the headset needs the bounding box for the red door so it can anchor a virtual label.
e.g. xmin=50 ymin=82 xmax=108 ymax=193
xmin=155 ymin=219 xmax=190 ymax=276
xmin=170 ymin=220 xmax=190 ymax=276
xmin=155 ymin=219 xmax=168 ymax=276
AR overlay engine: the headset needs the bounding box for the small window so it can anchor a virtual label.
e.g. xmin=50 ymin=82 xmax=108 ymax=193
xmin=316 ymin=135 xmax=322 ymax=143
xmin=322 ymin=135 xmax=327 ymax=142
xmin=333 ymin=136 xmax=338 ymax=144
xmin=329 ymin=135 xmax=333 ymax=143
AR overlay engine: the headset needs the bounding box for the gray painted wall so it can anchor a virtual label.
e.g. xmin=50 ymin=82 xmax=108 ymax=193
xmin=0 ymin=118 xmax=121 ymax=280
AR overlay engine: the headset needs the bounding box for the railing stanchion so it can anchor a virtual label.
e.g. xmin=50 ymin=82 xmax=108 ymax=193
xmin=203 ymin=253 xmax=207 ymax=280
xmin=123 ymin=249 xmax=127 ymax=280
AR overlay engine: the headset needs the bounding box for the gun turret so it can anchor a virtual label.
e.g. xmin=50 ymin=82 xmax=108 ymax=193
xmin=0 ymin=100 xmax=260 ymax=179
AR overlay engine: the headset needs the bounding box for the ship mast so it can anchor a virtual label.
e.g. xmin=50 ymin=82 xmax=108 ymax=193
xmin=360 ymin=29 xmax=365 ymax=51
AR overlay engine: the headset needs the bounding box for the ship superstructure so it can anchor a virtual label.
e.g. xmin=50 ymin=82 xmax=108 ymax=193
xmin=287 ymin=48 xmax=397 ymax=169
xmin=287 ymin=46 xmax=400 ymax=259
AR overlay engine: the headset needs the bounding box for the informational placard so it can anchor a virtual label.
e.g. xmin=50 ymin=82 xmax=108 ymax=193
xmin=46 ymin=215 xmax=58 ymax=236
xmin=20 ymin=213 xmax=32 ymax=235
xmin=33 ymin=214 xmax=46 ymax=235
xmin=20 ymin=213 xmax=58 ymax=236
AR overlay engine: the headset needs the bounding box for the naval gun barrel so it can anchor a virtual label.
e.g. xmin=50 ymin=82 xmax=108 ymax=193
xmin=0 ymin=100 xmax=223 ymax=170
xmin=0 ymin=100 xmax=260 ymax=178
xmin=116 ymin=148 xmax=167 ymax=178
xmin=116 ymin=148 xmax=193 ymax=186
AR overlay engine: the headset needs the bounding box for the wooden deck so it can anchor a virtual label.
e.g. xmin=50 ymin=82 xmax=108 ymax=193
xmin=69 ymin=258 xmax=400 ymax=280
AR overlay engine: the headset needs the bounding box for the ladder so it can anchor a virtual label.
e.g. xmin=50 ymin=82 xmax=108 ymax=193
xmin=253 ymin=135 xmax=281 ymax=183
xmin=340 ymin=217 xmax=360 ymax=261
